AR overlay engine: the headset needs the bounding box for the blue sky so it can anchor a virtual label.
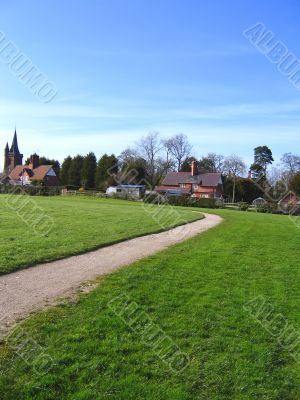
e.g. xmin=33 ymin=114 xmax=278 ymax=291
xmin=1 ymin=0 xmax=300 ymax=169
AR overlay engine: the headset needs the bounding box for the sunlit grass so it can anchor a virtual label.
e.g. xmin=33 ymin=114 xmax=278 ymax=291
xmin=1 ymin=209 xmax=299 ymax=399
xmin=0 ymin=195 xmax=200 ymax=274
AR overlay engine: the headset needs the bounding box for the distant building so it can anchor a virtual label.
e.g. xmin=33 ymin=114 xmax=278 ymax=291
xmin=278 ymin=191 xmax=300 ymax=206
xmin=155 ymin=161 xmax=223 ymax=198
xmin=252 ymin=197 xmax=267 ymax=206
xmin=106 ymin=185 xmax=146 ymax=198
xmin=4 ymin=130 xmax=23 ymax=174
xmin=2 ymin=130 xmax=59 ymax=186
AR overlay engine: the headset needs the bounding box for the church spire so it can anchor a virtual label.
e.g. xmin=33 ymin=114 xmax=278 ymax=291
xmin=10 ymin=129 xmax=20 ymax=154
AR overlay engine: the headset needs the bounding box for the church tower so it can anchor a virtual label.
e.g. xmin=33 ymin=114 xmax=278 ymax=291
xmin=4 ymin=142 xmax=9 ymax=172
xmin=3 ymin=130 xmax=23 ymax=174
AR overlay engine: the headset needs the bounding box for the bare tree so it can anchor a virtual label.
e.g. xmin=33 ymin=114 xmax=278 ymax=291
xmin=163 ymin=133 xmax=192 ymax=172
xmin=138 ymin=131 xmax=162 ymax=162
xmin=280 ymin=153 xmax=300 ymax=175
xmin=162 ymin=142 xmax=175 ymax=172
xmin=267 ymin=166 xmax=286 ymax=188
xmin=223 ymin=154 xmax=246 ymax=203
xmin=267 ymin=166 xmax=289 ymax=200
xmin=207 ymin=153 xmax=225 ymax=172
xmin=119 ymin=147 xmax=139 ymax=163
xmin=199 ymin=153 xmax=225 ymax=173
xmin=136 ymin=132 xmax=164 ymax=188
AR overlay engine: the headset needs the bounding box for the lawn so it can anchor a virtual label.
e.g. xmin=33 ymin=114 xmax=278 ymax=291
xmin=0 ymin=195 xmax=201 ymax=275
xmin=0 ymin=209 xmax=300 ymax=399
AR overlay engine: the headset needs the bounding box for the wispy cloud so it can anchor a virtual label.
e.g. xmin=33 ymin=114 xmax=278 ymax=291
xmin=1 ymin=96 xmax=300 ymax=170
xmin=1 ymin=98 xmax=300 ymax=122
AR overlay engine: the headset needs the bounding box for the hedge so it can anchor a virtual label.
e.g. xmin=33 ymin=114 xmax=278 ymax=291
xmin=0 ymin=184 xmax=60 ymax=196
xmin=143 ymin=193 xmax=218 ymax=208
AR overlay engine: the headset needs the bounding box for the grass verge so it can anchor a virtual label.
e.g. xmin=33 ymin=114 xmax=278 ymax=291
xmin=1 ymin=209 xmax=300 ymax=399
xmin=0 ymin=195 xmax=201 ymax=275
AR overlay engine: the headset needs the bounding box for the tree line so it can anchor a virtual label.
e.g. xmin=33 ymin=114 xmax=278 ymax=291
xmin=59 ymin=153 xmax=118 ymax=190
xmin=37 ymin=132 xmax=300 ymax=201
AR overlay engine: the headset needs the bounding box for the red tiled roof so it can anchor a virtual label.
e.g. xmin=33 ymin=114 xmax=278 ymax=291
xmin=9 ymin=165 xmax=53 ymax=181
xmin=31 ymin=165 xmax=52 ymax=180
xmin=162 ymin=172 xmax=222 ymax=187
xmin=9 ymin=165 xmax=25 ymax=180
xmin=162 ymin=172 xmax=190 ymax=186
xmin=198 ymin=173 xmax=222 ymax=187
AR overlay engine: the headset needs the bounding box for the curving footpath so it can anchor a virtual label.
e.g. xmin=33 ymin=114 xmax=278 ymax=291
xmin=0 ymin=213 xmax=222 ymax=331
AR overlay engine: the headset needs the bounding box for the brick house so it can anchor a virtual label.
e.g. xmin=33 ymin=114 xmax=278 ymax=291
xmin=155 ymin=161 xmax=223 ymax=198
xmin=278 ymin=191 xmax=300 ymax=206
xmin=3 ymin=130 xmax=59 ymax=186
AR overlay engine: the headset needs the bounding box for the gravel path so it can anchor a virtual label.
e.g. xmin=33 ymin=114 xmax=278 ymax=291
xmin=0 ymin=213 xmax=222 ymax=331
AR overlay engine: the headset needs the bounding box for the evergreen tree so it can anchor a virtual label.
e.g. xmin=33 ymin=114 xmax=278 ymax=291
xmin=198 ymin=153 xmax=224 ymax=173
xmin=120 ymin=157 xmax=147 ymax=184
xmin=198 ymin=157 xmax=215 ymax=173
xmin=82 ymin=152 xmax=97 ymax=189
xmin=68 ymin=155 xmax=84 ymax=187
xmin=95 ymin=154 xmax=118 ymax=189
xmin=180 ymin=157 xmax=198 ymax=172
xmin=223 ymin=177 xmax=263 ymax=203
xmin=250 ymin=146 xmax=274 ymax=179
xmin=60 ymin=156 xmax=72 ymax=185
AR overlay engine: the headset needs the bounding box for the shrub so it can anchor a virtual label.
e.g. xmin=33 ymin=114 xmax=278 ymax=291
xmin=279 ymin=203 xmax=300 ymax=216
xmin=108 ymin=192 xmax=139 ymax=201
xmin=143 ymin=194 xmax=218 ymax=208
xmin=187 ymin=197 xmax=217 ymax=208
xmin=237 ymin=202 xmax=250 ymax=211
xmin=143 ymin=193 xmax=168 ymax=205
xmin=65 ymin=185 xmax=80 ymax=190
xmin=255 ymin=203 xmax=281 ymax=214
xmin=0 ymin=184 xmax=60 ymax=196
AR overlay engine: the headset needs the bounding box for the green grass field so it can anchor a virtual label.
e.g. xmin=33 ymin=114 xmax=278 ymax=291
xmin=0 ymin=195 xmax=201 ymax=275
xmin=1 ymin=208 xmax=300 ymax=399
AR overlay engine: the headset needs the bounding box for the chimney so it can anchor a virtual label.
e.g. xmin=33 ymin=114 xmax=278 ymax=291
xmin=29 ymin=154 xmax=39 ymax=169
xmin=248 ymin=170 xmax=252 ymax=179
xmin=191 ymin=160 xmax=198 ymax=176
